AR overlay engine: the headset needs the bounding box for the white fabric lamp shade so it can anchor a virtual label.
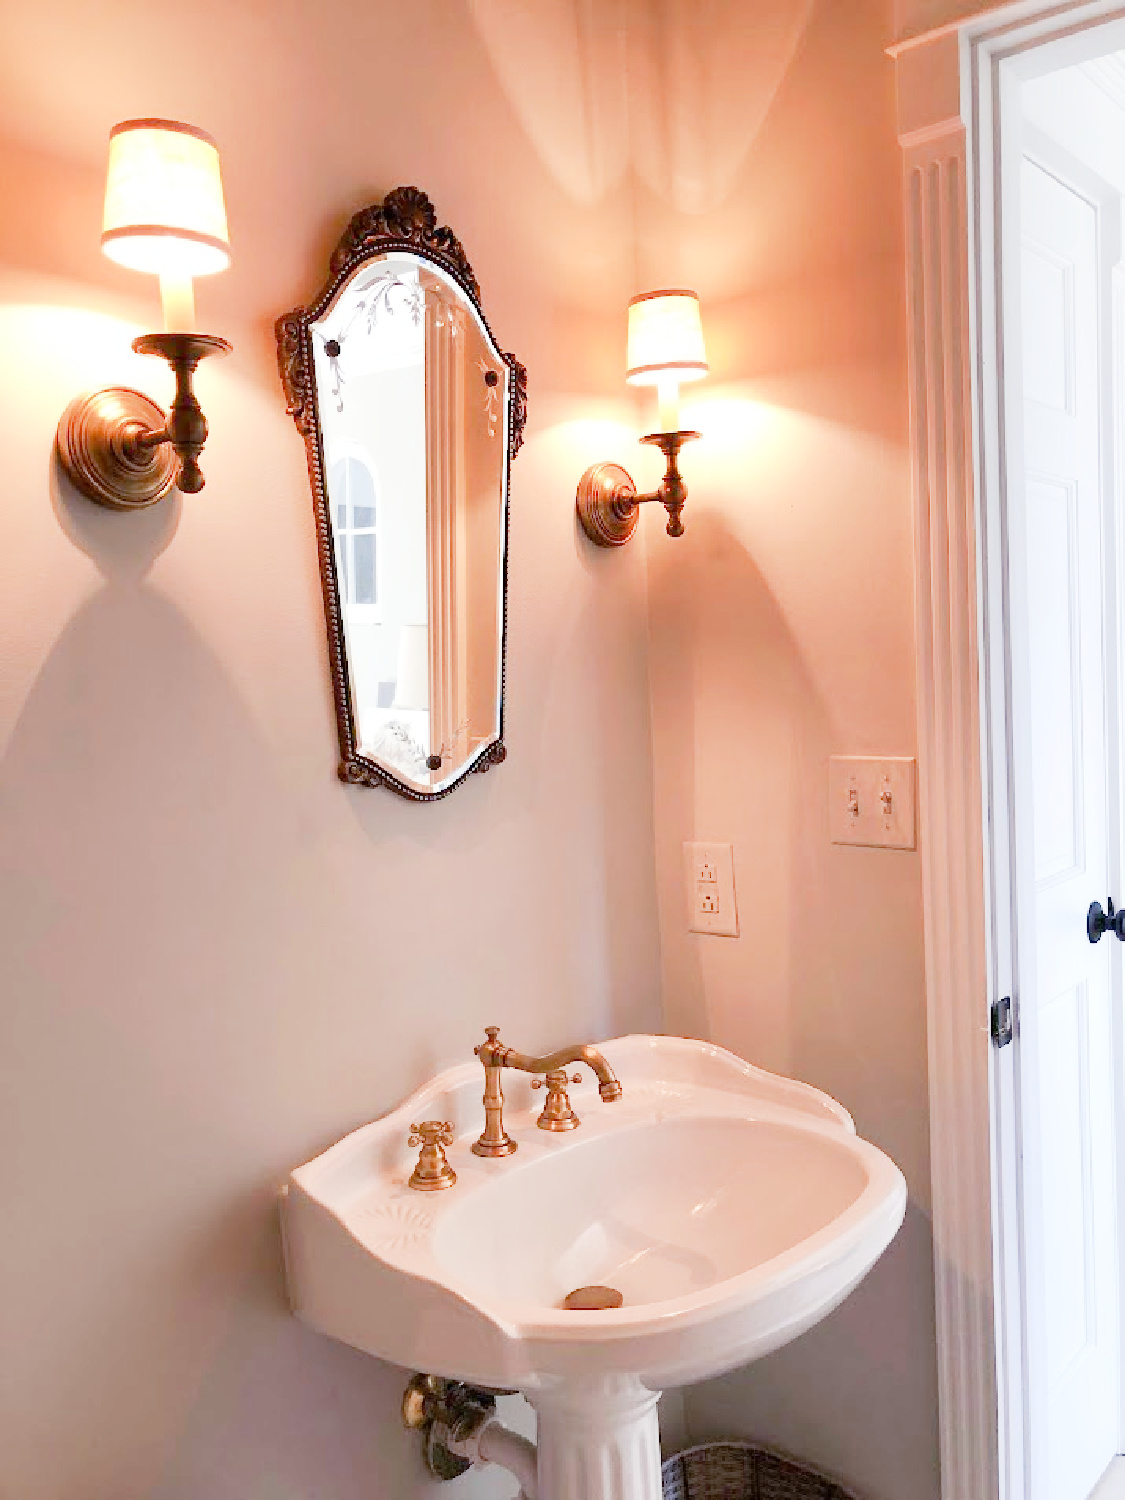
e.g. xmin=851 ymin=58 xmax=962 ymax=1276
xmin=101 ymin=119 xmax=231 ymax=277
xmin=625 ymin=290 xmax=707 ymax=387
xmin=393 ymin=625 xmax=430 ymax=712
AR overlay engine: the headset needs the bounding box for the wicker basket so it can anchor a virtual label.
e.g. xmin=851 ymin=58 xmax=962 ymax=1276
xmin=661 ymin=1442 xmax=861 ymax=1500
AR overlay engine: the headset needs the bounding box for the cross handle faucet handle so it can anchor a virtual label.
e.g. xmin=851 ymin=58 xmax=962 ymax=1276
xmin=408 ymin=1121 xmax=454 ymax=1148
xmin=407 ymin=1122 xmax=457 ymax=1192
xmin=532 ymin=1071 xmax=583 ymax=1090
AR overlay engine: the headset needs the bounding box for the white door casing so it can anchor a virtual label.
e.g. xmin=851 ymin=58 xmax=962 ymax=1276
xmin=1008 ymin=150 xmax=1119 ymax=1500
xmin=892 ymin=4 xmax=1125 ymax=1497
xmin=897 ymin=37 xmax=998 ymax=1499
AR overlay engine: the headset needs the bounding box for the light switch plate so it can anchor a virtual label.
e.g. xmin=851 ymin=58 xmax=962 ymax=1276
xmin=829 ymin=757 xmax=916 ymax=849
xmin=685 ymin=841 xmax=739 ymax=936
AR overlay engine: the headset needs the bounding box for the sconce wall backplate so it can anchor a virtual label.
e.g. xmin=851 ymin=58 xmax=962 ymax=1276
xmin=576 ymin=461 xmax=640 ymax=547
xmin=56 ymin=388 xmax=178 ymax=510
xmin=56 ymin=332 xmax=231 ymax=508
xmin=577 ymin=430 xmax=699 ymax=546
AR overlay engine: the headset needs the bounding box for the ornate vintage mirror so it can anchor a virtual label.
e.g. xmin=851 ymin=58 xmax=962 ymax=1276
xmin=277 ymin=187 xmax=526 ymax=800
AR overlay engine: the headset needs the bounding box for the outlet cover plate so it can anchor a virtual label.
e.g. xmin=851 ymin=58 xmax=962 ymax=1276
xmin=685 ymin=841 xmax=739 ymax=936
xmin=829 ymin=756 xmax=916 ymax=850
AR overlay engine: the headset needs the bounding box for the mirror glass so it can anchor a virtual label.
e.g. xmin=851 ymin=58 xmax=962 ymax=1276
xmin=311 ymin=254 xmax=509 ymax=793
xmin=278 ymin=190 xmax=524 ymax=800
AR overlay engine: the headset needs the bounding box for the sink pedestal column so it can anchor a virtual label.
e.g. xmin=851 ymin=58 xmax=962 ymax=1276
xmin=527 ymin=1376 xmax=662 ymax=1500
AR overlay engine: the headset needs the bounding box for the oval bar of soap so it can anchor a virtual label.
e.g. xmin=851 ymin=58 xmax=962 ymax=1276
xmin=562 ymin=1285 xmax=624 ymax=1311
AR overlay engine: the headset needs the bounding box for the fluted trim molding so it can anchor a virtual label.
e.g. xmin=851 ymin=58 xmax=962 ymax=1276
xmin=902 ymin=121 xmax=999 ymax=1500
xmin=895 ymin=6 xmax=1125 ymax=1497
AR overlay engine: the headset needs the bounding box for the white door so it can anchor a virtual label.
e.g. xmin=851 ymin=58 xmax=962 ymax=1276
xmin=1010 ymin=154 xmax=1121 ymax=1500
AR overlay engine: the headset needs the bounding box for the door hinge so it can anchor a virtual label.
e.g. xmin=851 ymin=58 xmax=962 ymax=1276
xmin=991 ymin=995 xmax=1014 ymax=1048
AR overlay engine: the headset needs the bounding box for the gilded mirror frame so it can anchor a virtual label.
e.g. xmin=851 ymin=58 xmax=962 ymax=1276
xmin=276 ymin=186 xmax=527 ymax=800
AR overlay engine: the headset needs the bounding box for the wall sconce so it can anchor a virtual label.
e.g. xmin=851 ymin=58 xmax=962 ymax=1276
xmin=576 ymin=289 xmax=707 ymax=547
xmin=56 ymin=118 xmax=232 ymax=510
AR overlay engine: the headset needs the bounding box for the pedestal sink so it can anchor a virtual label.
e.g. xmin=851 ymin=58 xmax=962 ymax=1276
xmin=281 ymin=1036 xmax=906 ymax=1500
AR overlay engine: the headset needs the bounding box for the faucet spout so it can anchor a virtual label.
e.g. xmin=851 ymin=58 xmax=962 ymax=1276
xmin=470 ymin=1028 xmax=622 ymax=1158
xmin=504 ymin=1043 xmax=622 ymax=1102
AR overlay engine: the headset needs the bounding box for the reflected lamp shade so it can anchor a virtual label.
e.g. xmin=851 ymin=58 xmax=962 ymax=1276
xmin=101 ymin=118 xmax=231 ymax=277
xmin=393 ymin=625 xmax=430 ymax=712
xmin=625 ymin=290 xmax=708 ymax=387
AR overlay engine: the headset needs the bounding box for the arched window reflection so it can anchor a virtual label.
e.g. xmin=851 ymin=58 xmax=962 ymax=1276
xmin=330 ymin=454 xmax=380 ymax=621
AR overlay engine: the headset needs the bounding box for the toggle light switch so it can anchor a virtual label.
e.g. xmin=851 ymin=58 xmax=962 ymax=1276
xmin=829 ymin=757 xmax=916 ymax=849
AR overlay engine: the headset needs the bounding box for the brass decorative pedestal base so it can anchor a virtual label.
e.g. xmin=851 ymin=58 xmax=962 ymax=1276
xmin=407 ymin=1121 xmax=458 ymax=1190
xmin=56 ymin=388 xmax=177 ymax=511
xmin=534 ymin=1068 xmax=583 ymax=1131
xmin=470 ymin=1134 xmax=517 ymax=1158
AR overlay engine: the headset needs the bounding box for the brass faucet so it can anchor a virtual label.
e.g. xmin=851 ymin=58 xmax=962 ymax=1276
xmin=471 ymin=1026 xmax=623 ymax=1157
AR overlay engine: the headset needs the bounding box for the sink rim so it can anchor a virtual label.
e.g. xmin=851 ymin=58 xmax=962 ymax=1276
xmin=286 ymin=1036 xmax=906 ymax=1352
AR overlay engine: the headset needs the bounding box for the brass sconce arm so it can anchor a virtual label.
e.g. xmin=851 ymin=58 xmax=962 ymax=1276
xmin=131 ymin=333 xmax=231 ymax=494
xmin=57 ymin=332 xmax=231 ymax=510
xmin=634 ymin=430 xmax=698 ymax=537
xmin=577 ymin=429 xmax=699 ymax=548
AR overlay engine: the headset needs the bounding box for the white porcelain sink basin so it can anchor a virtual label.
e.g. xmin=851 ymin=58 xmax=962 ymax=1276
xmin=281 ymin=1035 xmax=905 ymax=1393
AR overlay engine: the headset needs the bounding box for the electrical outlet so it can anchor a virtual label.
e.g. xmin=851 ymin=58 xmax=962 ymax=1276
xmin=685 ymin=842 xmax=739 ymax=936
xmin=828 ymin=757 xmax=916 ymax=849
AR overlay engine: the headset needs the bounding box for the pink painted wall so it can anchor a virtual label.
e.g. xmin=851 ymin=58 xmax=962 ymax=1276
xmin=634 ymin=3 xmax=939 ymax=1496
xmin=0 ymin=4 xmax=661 ymax=1498
xmin=1 ymin=2 xmax=941 ymax=1498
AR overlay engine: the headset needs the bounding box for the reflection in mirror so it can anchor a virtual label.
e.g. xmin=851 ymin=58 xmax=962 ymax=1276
xmin=277 ymin=189 xmax=526 ymax=800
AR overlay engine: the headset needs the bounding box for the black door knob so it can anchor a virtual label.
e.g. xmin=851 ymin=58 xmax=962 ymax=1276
xmin=1088 ymin=898 xmax=1125 ymax=943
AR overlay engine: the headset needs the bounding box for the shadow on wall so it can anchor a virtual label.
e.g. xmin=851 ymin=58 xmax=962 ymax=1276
xmin=650 ymin=503 xmax=925 ymax=1179
xmin=699 ymin=261 xmax=909 ymax=435
xmin=0 ymin=290 xmax=662 ymax=1497
xmin=0 ymin=132 xmax=107 ymax=292
xmin=647 ymin=509 xmax=827 ymax=1071
xmin=684 ymin=1204 xmax=939 ymax=1500
xmin=644 ymin=510 xmax=936 ymax=1497
xmin=335 ymin=404 xmax=661 ymax=1057
xmin=465 ymin=0 xmax=814 ymax=211
xmin=147 ymin=1211 xmax=532 ymax=1500
xmin=0 ymin=468 xmax=440 ymax=1499
xmin=647 ymin=382 xmax=921 ymax=1193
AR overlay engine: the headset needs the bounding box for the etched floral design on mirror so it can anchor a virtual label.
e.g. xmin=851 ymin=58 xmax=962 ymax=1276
xmin=276 ymin=187 xmax=526 ymax=800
